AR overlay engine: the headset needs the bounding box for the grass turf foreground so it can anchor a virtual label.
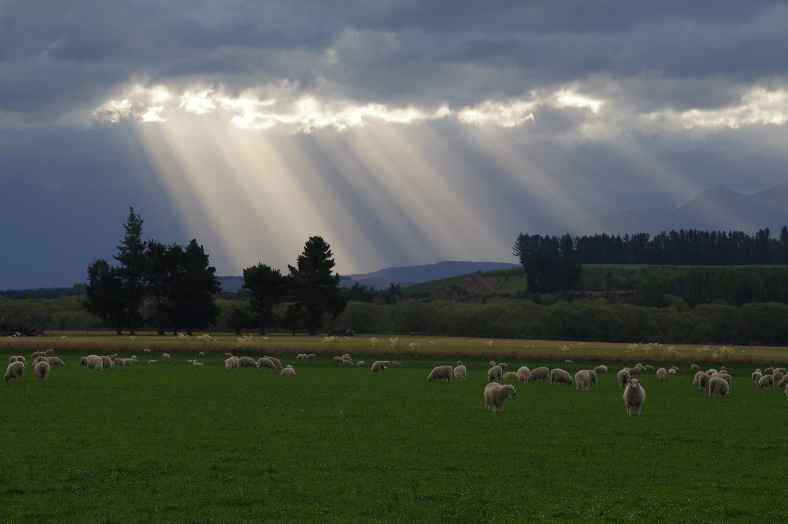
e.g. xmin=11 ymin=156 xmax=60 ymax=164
xmin=1 ymin=353 xmax=786 ymax=522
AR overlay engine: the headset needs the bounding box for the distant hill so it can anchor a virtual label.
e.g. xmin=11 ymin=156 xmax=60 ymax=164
xmin=570 ymin=183 xmax=788 ymax=236
xmin=341 ymin=261 xmax=520 ymax=290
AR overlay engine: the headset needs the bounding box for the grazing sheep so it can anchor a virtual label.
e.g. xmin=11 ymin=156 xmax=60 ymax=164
xmin=86 ymin=355 xmax=103 ymax=372
xmin=593 ymin=365 xmax=608 ymax=374
xmin=343 ymin=359 xmax=354 ymax=366
xmin=503 ymin=371 xmax=519 ymax=381
xmin=778 ymin=374 xmax=788 ymax=387
xmin=257 ymin=358 xmax=276 ymax=370
xmin=35 ymin=360 xmax=50 ymax=381
xmin=575 ymin=370 xmax=591 ymax=391
xmin=528 ymin=366 xmax=550 ymax=383
xmin=456 ymin=360 xmax=463 ymax=366
xmin=644 ymin=365 xmax=654 ymax=372
xmin=143 ymin=348 xmax=151 ymax=354
xmin=45 ymin=348 xmax=54 ymax=356
xmin=489 ymin=361 xmax=497 ymax=368
xmin=115 ymin=358 xmax=125 ymax=367
xmin=668 ymin=368 xmax=677 ymax=375
xmin=356 ymin=360 xmax=366 ymax=366
xmin=297 ymin=353 xmax=307 ymax=360
xmin=623 ymin=379 xmax=646 ymax=416
xmin=785 ymin=382 xmax=788 ymax=400
xmin=752 ymin=371 xmax=763 ymax=384
xmin=690 ymin=364 xmax=699 ymax=371
xmin=334 ymin=356 xmax=344 ymax=363
xmin=31 ymin=351 xmax=44 ymax=359
xmin=708 ymin=376 xmax=730 ymax=397
xmin=763 ymin=367 xmax=774 ymax=375
xmin=198 ymin=351 xmax=205 ymax=357
xmin=484 ymin=383 xmax=517 ymax=412
xmin=391 ymin=361 xmax=401 ymax=368
xmin=705 ymin=368 xmax=717 ymax=377
xmin=516 ymin=366 xmax=530 ymax=383
xmin=773 ymin=371 xmax=784 ymax=384
xmin=9 ymin=356 xmax=25 ymax=364
xmin=617 ymin=369 xmax=631 ymax=388
xmin=162 ymin=353 xmax=171 ymax=361
xmin=33 ymin=355 xmax=48 ymax=365
xmin=717 ymin=373 xmax=732 ymax=386
xmin=564 ymin=359 xmax=574 ymax=365
xmin=265 ymin=356 xmax=282 ymax=369
xmin=239 ymin=356 xmax=258 ymax=368
xmin=487 ymin=365 xmax=503 ymax=383
xmin=281 ymin=367 xmax=296 ymax=376
xmin=101 ymin=356 xmax=113 ymax=369
xmin=307 ymin=353 xmax=316 ymax=359
xmin=670 ymin=365 xmax=679 ymax=373
xmin=585 ymin=369 xmax=598 ymax=387
xmin=758 ymin=374 xmax=774 ymax=390
xmin=5 ymin=361 xmax=25 ymax=382
xmin=454 ymin=365 xmax=467 ymax=380
xmin=693 ymin=371 xmax=705 ymax=389
xmin=47 ymin=357 xmax=65 ymax=366
xmin=428 ymin=365 xmax=454 ymax=382
xmin=371 ymin=361 xmax=387 ymax=373
xmin=627 ymin=366 xmax=643 ymax=376
xmin=224 ymin=353 xmax=233 ymax=358
xmin=550 ymin=368 xmax=572 ymax=386
xmin=192 ymin=361 xmax=203 ymax=366
xmin=498 ymin=363 xmax=508 ymax=371
xmin=148 ymin=360 xmax=158 ymax=364
xmin=224 ymin=356 xmax=240 ymax=371
xmin=699 ymin=373 xmax=711 ymax=390
xmin=656 ymin=368 xmax=667 ymax=382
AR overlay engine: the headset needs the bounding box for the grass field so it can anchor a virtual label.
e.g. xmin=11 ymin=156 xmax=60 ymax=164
xmin=2 ymin=348 xmax=786 ymax=523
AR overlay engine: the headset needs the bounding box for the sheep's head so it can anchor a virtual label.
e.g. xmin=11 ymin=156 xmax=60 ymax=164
xmin=630 ymin=379 xmax=640 ymax=390
xmin=506 ymin=385 xmax=517 ymax=397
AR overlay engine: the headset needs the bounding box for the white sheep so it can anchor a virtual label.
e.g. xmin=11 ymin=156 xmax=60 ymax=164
xmin=198 ymin=351 xmax=205 ymax=357
xmin=585 ymin=369 xmax=598 ymax=387
xmin=307 ymin=353 xmax=316 ymax=359
xmin=239 ymin=356 xmax=258 ymax=368
xmin=656 ymin=368 xmax=667 ymax=382
xmin=101 ymin=356 xmax=113 ymax=369
xmin=31 ymin=351 xmax=44 ymax=359
xmin=9 ymin=356 xmax=25 ymax=364
xmin=575 ymin=370 xmax=591 ymax=391
xmin=617 ymin=369 xmax=631 ymax=388
xmin=564 ymin=359 xmax=574 ymax=365
xmin=162 ymin=353 xmax=171 ymax=361
xmin=498 ymin=362 xmax=508 ymax=371
xmin=627 ymin=366 xmax=643 ymax=376
xmin=115 ymin=358 xmax=126 ymax=367
xmin=148 ymin=360 xmax=158 ymax=364
xmin=224 ymin=356 xmax=240 ymax=371
xmin=692 ymin=371 xmax=705 ymax=389
xmin=717 ymin=373 xmax=732 ymax=386
xmin=454 ymin=364 xmax=467 ymax=380
xmin=645 ymin=365 xmax=654 ymax=372
xmin=708 ymin=376 xmax=730 ymax=397
xmin=752 ymin=371 xmax=762 ymax=384
xmin=502 ymin=371 xmax=519 ymax=381
xmin=690 ymin=364 xmax=699 ymax=371
xmin=343 ymin=359 xmax=354 ymax=366
xmin=35 ymin=360 xmax=51 ymax=381
xmin=47 ymin=357 xmax=65 ymax=366
xmin=489 ymin=361 xmax=496 ymax=368
xmin=265 ymin=356 xmax=282 ymax=369
xmin=623 ymin=379 xmax=646 ymax=416
xmin=193 ymin=361 xmax=203 ymax=366
xmin=516 ymin=366 xmax=530 ymax=383
xmin=281 ymin=367 xmax=296 ymax=376
xmin=773 ymin=371 xmax=784 ymax=384
xmin=86 ymin=355 xmax=103 ymax=372
xmin=698 ymin=373 xmax=711 ymax=390
xmin=778 ymin=374 xmax=788 ymax=388
xmin=356 ymin=360 xmax=366 ymax=366
xmin=257 ymin=357 xmax=277 ymax=370
xmin=758 ymin=374 xmax=774 ymax=390
xmin=5 ymin=361 xmax=25 ymax=382
xmin=785 ymin=382 xmax=788 ymax=400
xmin=528 ymin=366 xmax=550 ymax=383
xmin=484 ymin=382 xmax=517 ymax=412
xmin=428 ymin=365 xmax=454 ymax=382
xmin=487 ymin=365 xmax=503 ymax=383
xmin=763 ymin=367 xmax=774 ymax=375
xmin=45 ymin=348 xmax=54 ymax=356
xmin=705 ymin=368 xmax=717 ymax=377
xmin=33 ymin=355 xmax=48 ymax=365
xmin=551 ymin=368 xmax=572 ymax=386
xmin=391 ymin=361 xmax=401 ymax=368
xmin=371 ymin=361 xmax=387 ymax=373
xmin=143 ymin=348 xmax=151 ymax=354
xmin=669 ymin=365 xmax=679 ymax=373
xmin=593 ymin=365 xmax=608 ymax=374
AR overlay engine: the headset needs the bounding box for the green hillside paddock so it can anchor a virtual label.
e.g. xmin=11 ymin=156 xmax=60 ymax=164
xmin=2 ymin=351 xmax=786 ymax=522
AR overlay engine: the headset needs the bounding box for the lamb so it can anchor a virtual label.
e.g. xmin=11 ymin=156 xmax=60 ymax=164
xmin=516 ymin=366 xmax=530 ymax=383
xmin=617 ymin=369 xmax=631 ymax=388
xmin=454 ymin=365 xmax=467 ymax=380
xmin=503 ymin=371 xmax=519 ymax=381
xmin=162 ymin=353 xmax=171 ymax=361
xmin=5 ymin=361 xmax=25 ymax=382
xmin=148 ymin=360 xmax=158 ymax=364
xmin=371 ymin=361 xmax=387 ymax=373
xmin=487 ymin=365 xmax=503 ymax=383
xmin=656 ymin=368 xmax=667 ymax=382
xmin=115 ymin=358 xmax=126 ymax=367
xmin=224 ymin=356 xmax=240 ymax=371
xmin=484 ymin=382 xmax=517 ymax=412
xmin=623 ymin=379 xmax=646 ymax=416
xmin=47 ymin=357 xmax=65 ymax=366
xmin=575 ymin=370 xmax=591 ymax=391
xmin=758 ymin=374 xmax=774 ymax=390
xmin=428 ymin=365 xmax=454 ymax=382
xmin=564 ymin=359 xmax=574 ymax=365
xmin=257 ymin=357 xmax=277 ymax=370
xmin=708 ymin=376 xmax=730 ymax=397
xmin=281 ymin=367 xmax=296 ymax=376
xmin=238 ymin=356 xmax=258 ymax=368
xmin=527 ymin=366 xmax=550 ymax=383
xmin=35 ymin=360 xmax=51 ymax=381
xmin=669 ymin=365 xmax=679 ymax=373
xmin=198 ymin=351 xmax=205 ymax=357
xmin=550 ymin=368 xmax=572 ymax=386
xmin=143 ymin=348 xmax=152 ymax=354
xmin=593 ymin=365 xmax=608 ymax=374
xmin=307 ymin=353 xmax=316 ymax=359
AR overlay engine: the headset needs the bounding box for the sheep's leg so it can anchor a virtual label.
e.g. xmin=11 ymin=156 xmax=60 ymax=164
xmin=636 ymin=405 xmax=642 ymax=416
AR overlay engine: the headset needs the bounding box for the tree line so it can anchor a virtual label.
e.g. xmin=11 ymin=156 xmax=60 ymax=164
xmin=82 ymin=208 xmax=346 ymax=336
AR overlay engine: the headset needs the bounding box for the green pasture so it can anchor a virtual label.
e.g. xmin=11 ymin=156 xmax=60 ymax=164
xmin=2 ymin=350 xmax=786 ymax=523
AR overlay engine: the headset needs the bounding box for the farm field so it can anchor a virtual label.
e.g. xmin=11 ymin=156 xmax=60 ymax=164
xmin=2 ymin=350 xmax=786 ymax=522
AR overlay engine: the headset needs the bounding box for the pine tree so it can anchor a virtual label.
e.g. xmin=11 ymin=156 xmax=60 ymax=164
xmin=113 ymin=208 xmax=147 ymax=335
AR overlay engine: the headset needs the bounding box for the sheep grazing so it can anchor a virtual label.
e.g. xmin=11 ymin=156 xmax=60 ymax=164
xmin=224 ymin=352 xmax=234 ymax=358
xmin=593 ymin=365 xmax=608 ymax=374
xmin=617 ymin=369 xmax=631 ymax=388
xmin=758 ymin=374 xmax=774 ymax=390
xmin=370 ymin=361 xmax=387 ymax=373
xmin=502 ymin=371 xmax=519 ymax=381
xmin=690 ymin=364 xmax=699 ymax=371
xmin=47 ymin=357 xmax=65 ymax=366
xmin=101 ymin=356 xmax=113 ymax=369
xmin=224 ymin=356 xmax=240 ymax=371
xmin=693 ymin=371 xmax=706 ymax=389
xmin=265 ymin=356 xmax=282 ymax=369
xmin=356 ymin=360 xmax=366 ymax=367
xmin=31 ymin=351 xmax=44 ymax=359
xmin=257 ymin=357 xmax=277 ymax=370
xmin=564 ymin=359 xmax=574 ymax=365
xmin=143 ymin=348 xmax=152 ymax=354
xmin=343 ymin=359 xmax=354 ymax=366
xmin=752 ymin=371 xmax=763 ymax=384
xmin=670 ymin=365 xmax=679 ymax=373
xmin=705 ymin=368 xmax=717 ymax=377
xmin=427 ymin=365 xmax=454 ymax=382
xmin=45 ymin=348 xmax=54 ymax=356
xmin=487 ymin=365 xmax=503 ymax=383
xmin=575 ymin=370 xmax=591 ymax=391
xmin=86 ymin=355 xmax=103 ymax=372
xmin=281 ymin=367 xmax=296 ymax=376
xmin=454 ymin=364 xmax=467 ymax=380
xmin=162 ymin=353 xmax=171 ymax=361
xmin=550 ymin=368 xmax=572 ymax=386
xmin=644 ymin=365 xmax=654 ymax=372
xmin=35 ymin=360 xmax=51 ymax=381
xmin=516 ymin=366 xmax=530 ymax=383
xmin=489 ymin=361 xmax=497 ymax=368
xmin=148 ymin=360 xmax=158 ymax=364
xmin=656 ymin=368 xmax=667 ymax=382
xmin=623 ymin=379 xmax=646 ymax=416
xmin=528 ymin=366 xmax=550 ymax=383
xmin=192 ymin=361 xmax=203 ymax=366
xmin=239 ymin=356 xmax=258 ymax=368
xmin=391 ymin=361 xmax=402 ymax=368
xmin=708 ymin=376 xmax=730 ymax=398
xmin=717 ymin=373 xmax=732 ymax=386
xmin=484 ymin=383 xmax=517 ymax=412
xmin=763 ymin=367 xmax=774 ymax=375
xmin=627 ymin=366 xmax=643 ymax=376
xmin=585 ymin=369 xmax=598 ymax=387
xmin=5 ymin=361 xmax=25 ymax=382
xmin=778 ymin=374 xmax=788 ymax=388
xmin=497 ymin=363 xmax=508 ymax=371
xmin=773 ymin=371 xmax=784 ymax=384
xmin=33 ymin=355 xmax=48 ymax=365
xmin=198 ymin=351 xmax=205 ymax=357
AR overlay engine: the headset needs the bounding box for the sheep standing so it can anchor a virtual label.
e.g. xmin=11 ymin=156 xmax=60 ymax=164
xmin=623 ymin=379 xmax=646 ymax=416
xmin=527 ymin=366 xmax=549 ymax=383
xmin=162 ymin=353 xmax=171 ymax=361
xmin=585 ymin=369 xmax=598 ymax=387
xmin=758 ymin=375 xmax=774 ymax=390
xmin=487 ymin=365 xmax=503 ymax=383
xmin=502 ymin=371 xmax=519 ymax=381
xmin=35 ymin=360 xmax=51 ymax=381
xmin=9 ymin=356 xmax=25 ymax=364
xmin=617 ymin=369 xmax=631 ymax=388
xmin=257 ymin=357 xmax=277 ymax=370
xmin=428 ymin=365 xmax=454 ymax=382
xmin=656 ymin=368 xmax=667 ymax=382
xmin=751 ymin=371 xmax=762 ymax=384
xmin=239 ymin=356 xmax=258 ymax=368
xmin=370 ymin=361 xmax=387 ymax=373
xmin=224 ymin=356 xmax=240 ymax=371
xmin=516 ymin=366 xmax=530 ymax=383
xmin=708 ymin=376 xmax=730 ymax=398
xmin=265 ymin=356 xmax=283 ymax=369
xmin=773 ymin=371 xmax=784 ymax=384
xmin=593 ymin=365 xmax=608 ymax=374
xmin=101 ymin=356 xmax=113 ymax=369
xmin=5 ymin=361 xmax=25 ymax=382
xmin=281 ymin=367 xmax=296 ymax=376
xmin=47 ymin=357 xmax=65 ymax=366
xmin=453 ymin=365 xmax=467 ymax=380
xmin=551 ymin=368 xmax=572 ymax=386
xmin=575 ymin=370 xmax=591 ymax=391
xmin=86 ymin=355 xmax=104 ymax=372
xmin=484 ymin=383 xmax=517 ymax=413
xmin=778 ymin=374 xmax=788 ymax=388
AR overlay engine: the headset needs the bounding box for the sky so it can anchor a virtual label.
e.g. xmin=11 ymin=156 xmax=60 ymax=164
xmin=2 ymin=1 xmax=788 ymax=289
